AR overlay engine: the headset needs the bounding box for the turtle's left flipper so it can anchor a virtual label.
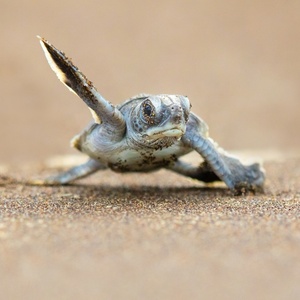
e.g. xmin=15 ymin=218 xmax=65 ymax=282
xmin=182 ymin=123 xmax=265 ymax=193
xmin=167 ymin=160 xmax=221 ymax=183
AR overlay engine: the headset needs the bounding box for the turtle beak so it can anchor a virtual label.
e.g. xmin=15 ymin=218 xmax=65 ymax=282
xmin=161 ymin=127 xmax=186 ymax=137
xmin=145 ymin=122 xmax=186 ymax=139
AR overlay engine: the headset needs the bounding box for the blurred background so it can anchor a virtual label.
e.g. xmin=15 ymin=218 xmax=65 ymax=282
xmin=1 ymin=0 xmax=299 ymax=165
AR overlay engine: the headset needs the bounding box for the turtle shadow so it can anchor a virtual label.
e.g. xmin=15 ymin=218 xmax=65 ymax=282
xmin=48 ymin=184 xmax=232 ymax=211
xmin=60 ymin=183 xmax=231 ymax=199
xmin=17 ymin=174 xmax=230 ymax=197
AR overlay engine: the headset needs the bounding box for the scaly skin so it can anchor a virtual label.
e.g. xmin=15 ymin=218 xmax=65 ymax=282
xmin=32 ymin=37 xmax=265 ymax=193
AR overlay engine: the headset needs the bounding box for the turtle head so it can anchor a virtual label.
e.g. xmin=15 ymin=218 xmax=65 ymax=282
xmin=129 ymin=94 xmax=191 ymax=147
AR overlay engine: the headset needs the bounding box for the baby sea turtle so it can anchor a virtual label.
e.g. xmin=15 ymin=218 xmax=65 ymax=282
xmin=35 ymin=37 xmax=265 ymax=192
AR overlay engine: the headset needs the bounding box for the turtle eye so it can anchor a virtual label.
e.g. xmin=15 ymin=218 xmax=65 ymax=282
xmin=144 ymin=103 xmax=152 ymax=117
xmin=142 ymin=100 xmax=155 ymax=123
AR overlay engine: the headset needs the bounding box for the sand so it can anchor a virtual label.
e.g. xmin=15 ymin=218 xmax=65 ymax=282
xmin=1 ymin=1 xmax=300 ymax=299
xmin=0 ymin=154 xmax=299 ymax=300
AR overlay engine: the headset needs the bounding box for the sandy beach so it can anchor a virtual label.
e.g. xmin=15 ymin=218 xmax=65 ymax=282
xmin=1 ymin=1 xmax=299 ymax=299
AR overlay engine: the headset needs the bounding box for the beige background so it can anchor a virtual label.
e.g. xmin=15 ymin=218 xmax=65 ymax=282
xmin=1 ymin=0 xmax=299 ymax=165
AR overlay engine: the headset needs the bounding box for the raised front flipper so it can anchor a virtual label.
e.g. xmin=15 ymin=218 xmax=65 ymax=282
xmin=38 ymin=37 xmax=126 ymax=137
xmin=182 ymin=117 xmax=265 ymax=192
xmin=30 ymin=159 xmax=106 ymax=186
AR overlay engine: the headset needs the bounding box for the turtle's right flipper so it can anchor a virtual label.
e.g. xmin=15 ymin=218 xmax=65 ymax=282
xmin=29 ymin=158 xmax=106 ymax=186
xmin=38 ymin=36 xmax=126 ymax=133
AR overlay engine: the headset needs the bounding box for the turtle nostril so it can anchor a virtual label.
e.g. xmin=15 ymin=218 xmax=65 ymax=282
xmin=171 ymin=105 xmax=182 ymax=111
xmin=171 ymin=105 xmax=182 ymax=112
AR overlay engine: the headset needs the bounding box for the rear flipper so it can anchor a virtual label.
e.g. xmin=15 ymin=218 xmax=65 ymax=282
xmin=30 ymin=158 xmax=106 ymax=185
xmin=182 ymin=128 xmax=265 ymax=193
xmin=167 ymin=160 xmax=221 ymax=183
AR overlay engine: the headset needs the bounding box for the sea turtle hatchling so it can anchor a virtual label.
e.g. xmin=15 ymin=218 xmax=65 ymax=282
xmin=35 ymin=37 xmax=265 ymax=193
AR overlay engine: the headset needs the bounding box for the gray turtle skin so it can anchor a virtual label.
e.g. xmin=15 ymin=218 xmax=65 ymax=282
xmin=36 ymin=37 xmax=265 ymax=193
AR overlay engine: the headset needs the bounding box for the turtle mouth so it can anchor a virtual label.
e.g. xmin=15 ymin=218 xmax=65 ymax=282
xmin=144 ymin=125 xmax=186 ymax=140
xmin=161 ymin=128 xmax=184 ymax=137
